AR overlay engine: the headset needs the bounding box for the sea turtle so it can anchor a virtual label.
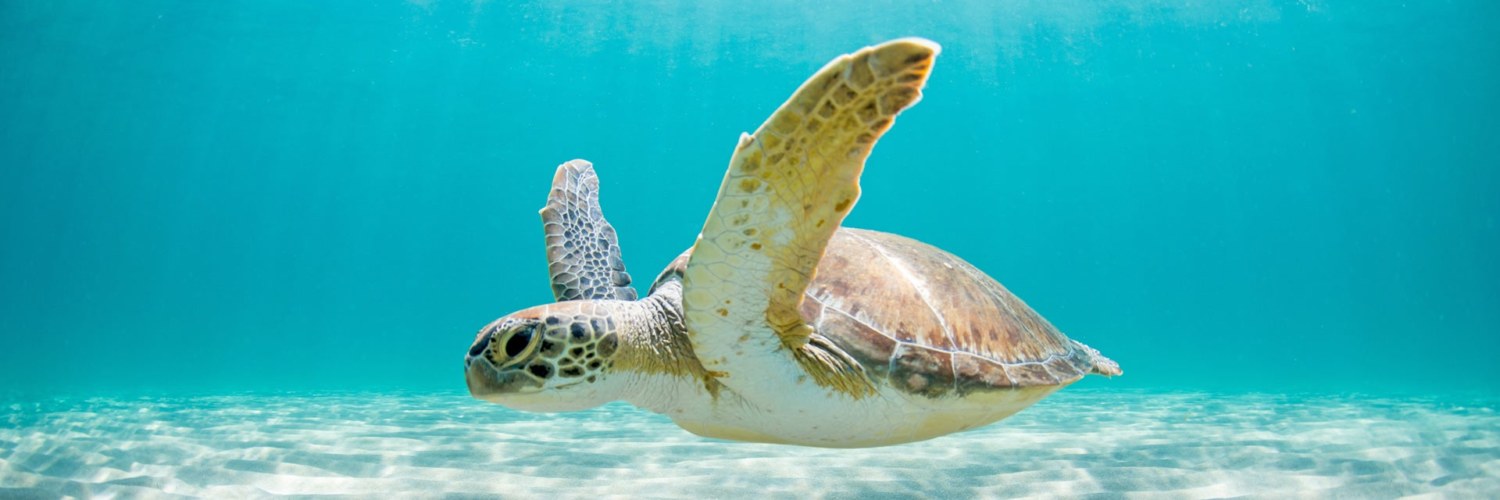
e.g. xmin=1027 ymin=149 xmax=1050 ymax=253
xmin=464 ymin=38 xmax=1120 ymax=448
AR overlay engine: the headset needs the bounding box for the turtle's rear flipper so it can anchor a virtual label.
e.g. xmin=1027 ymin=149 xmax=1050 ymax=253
xmin=539 ymin=160 xmax=637 ymax=301
xmin=1075 ymin=341 xmax=1122 ymax=377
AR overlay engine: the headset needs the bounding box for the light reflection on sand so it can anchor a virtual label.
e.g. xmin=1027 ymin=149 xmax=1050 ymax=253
xmin=1 ymin=390 xmax=1496 ymax=498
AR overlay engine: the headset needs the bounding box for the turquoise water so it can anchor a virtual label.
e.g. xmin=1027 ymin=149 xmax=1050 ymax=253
xmin=4 ymin=0 xmax=1496 ymax=397
xmin=2 ymin=1 xmax=1498 ymax=496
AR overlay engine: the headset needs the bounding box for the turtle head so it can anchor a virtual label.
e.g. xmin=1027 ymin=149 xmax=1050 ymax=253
xmin=464 ymin=302 xmax=624 ymax=412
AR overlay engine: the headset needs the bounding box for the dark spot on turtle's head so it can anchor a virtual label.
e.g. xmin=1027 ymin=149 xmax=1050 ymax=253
xmin=543 ymin=324 xmax=568 ymax=342
xmin=539 ymin=338 xmax=564 ymax=357
xmin=597 ymin=334 xmax=619 ymax=358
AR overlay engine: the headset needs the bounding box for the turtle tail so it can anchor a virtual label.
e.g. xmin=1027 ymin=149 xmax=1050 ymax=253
xmin=1075 ymin=341 xmax=1122 ymax=377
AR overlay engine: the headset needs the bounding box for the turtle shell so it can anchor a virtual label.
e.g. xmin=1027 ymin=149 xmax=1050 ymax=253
xmin=799 ymin=227 xmax=1111 ymax=399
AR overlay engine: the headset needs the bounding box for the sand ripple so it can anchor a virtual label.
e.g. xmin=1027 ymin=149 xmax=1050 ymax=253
xmin=1 ymin=390 xmax=1496 ymax=498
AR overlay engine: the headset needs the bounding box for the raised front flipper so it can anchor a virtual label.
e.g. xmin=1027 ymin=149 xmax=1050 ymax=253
xmin=540 ymin=160 xmax=637 ymax=301
xmin=681 ymin=39 xmax=939 ymax=398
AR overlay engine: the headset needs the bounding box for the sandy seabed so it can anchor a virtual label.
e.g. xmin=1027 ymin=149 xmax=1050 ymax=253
xmin=0 ymin=390 xmax=1495 ymax=499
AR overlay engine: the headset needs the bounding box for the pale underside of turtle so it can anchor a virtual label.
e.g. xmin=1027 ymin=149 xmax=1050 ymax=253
xmin=464 ymin=38 xmax=1120 ymax=448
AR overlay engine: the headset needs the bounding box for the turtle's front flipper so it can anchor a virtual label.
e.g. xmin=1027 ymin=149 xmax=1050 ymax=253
xmin=539 ymin=159 xmax=637 ymax=301
xmin=681 ymin=39 xmax=938 ymax=397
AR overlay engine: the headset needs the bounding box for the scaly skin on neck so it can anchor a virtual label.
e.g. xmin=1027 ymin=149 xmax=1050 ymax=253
xmin=606 ymin=279 xmax=723 ymax=413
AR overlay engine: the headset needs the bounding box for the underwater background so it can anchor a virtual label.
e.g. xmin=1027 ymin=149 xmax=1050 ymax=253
xmin=3 ymin=0 xmax=1496 ymax=397
xmin=1 ymin=0 xmax=1498 ymax=497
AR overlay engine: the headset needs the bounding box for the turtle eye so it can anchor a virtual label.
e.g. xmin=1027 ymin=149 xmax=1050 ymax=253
xmin=504 ymin=326 xmax=535 ymax=358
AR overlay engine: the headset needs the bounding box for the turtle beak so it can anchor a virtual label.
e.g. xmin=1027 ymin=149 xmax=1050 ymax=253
xmin=465 ymin=355 xmax=543 ymax=400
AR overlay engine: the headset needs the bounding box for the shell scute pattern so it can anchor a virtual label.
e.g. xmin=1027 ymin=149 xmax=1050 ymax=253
xmin=800 ymin=296 xmax=896 ymax=382
xmin=954 ymin=353 xmax=1012 ymax=394
xmin=805 ymin=234 xmax=950 ymax=350
xmin=802 ymin=229 xmax=1097 ymax=397
xmin=889 ymin=344 xmax=957 ymax=397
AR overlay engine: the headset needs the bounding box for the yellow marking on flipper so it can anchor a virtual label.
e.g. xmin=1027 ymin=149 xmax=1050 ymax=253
xmin=682 ymin=38 xmax=940 ymax=397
